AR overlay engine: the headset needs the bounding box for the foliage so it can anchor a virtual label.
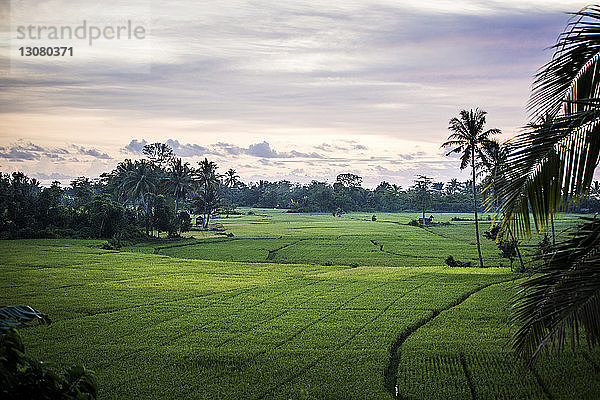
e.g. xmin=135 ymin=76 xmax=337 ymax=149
xmin=194 ymin=158 xmax=222 ymax=229
xmin=498 ymin=6 xmax=600 ymax=365
xmin=0 ymin=305 xmax=51 ymax=332
xmin=176 ymin=211 xmax=192 ymax=233
xmin=142 ymin=142 xmax=175 ymax=167
xmin=497 ymin=238 xmax=518 ymax=271
xmin=536 ymin=233 xmax=553 ymax=256
xmin=412 ymin=175 xmax=432 ymax=227
xmin=511 ymin=217 xmax=600 ymax=366
xmin=1 ymin=329 xmax=97 ymax=400
xmin=498 ymin=6 xmax=600 ymax=237
xmin=445 ymin=255 xmax=473 ymax=268
xmin=0 ymin=306 xmax=96 ymax=399
xmin=101 ymin=237 xmax=121 ymax=250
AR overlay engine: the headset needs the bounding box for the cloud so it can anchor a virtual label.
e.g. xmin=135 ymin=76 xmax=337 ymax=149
xmin=0 ymin=141 xmax=73 ymax=162
xmin=123 ymin=139 xmax=147 ymax=154
xmin=0 ymin=147 xmax=40 ymax=161
xmin=245 ymin=141 xmax=324 ymax=159
xmin=247 ymin=141 xmax=280 ymax=158
xmin=214 ymin=142 xmax=244 ymax=155
xmin=31 ymin=172 xmax=73 ymax=181
xmin=123 ymin=139 xmax=324 ymax=160
xmin=165 ymin=139 xmax=211 ymax=157
xmin=73 ymin=145 xmax=111 ymax=159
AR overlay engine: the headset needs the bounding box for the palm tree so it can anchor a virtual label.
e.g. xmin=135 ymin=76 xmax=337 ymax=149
xmin=122 ymin=160 xmax=158 ymax=235
xmin=442 ymin=108 xmax=501 ymax=268
xmin=224 ymin=168 xmax=239 ymax=217
xmin=481 ymin=139 xmax=509 ymax=212
xmin=166 ymin=158 xmax=194 ymax=214
xmin=224 ymin=168 xmax=239 ymax=188
xmin=142 ymin=142 xmax=175 ymax=168
xmin=111 ymin=159 xmax=136 ymax=204
xmin=446 ymin=178 xmax=460 ymax=195
xmin=195 ymin=158 xmax=221 ymax=228
xmin=497 ymin=5 xmax=600 ymax=365
xmin=413 ymin=175 xmax=432 ymax=227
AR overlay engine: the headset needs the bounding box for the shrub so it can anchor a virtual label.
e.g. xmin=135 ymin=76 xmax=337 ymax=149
xmin=445 ymin=255 xmax=473 ymax=268
xmin=1 ymin=329 xmax=97 ymax=400
xmin=177 ymin=211 xmax=192 ymax=233
xmin=451 ymin=217 xmax=472 ymax=221
xmin=537 ymin=233 xmax=553 ymax=256
xmin=101 ymin=237 xmax=121 ymax=250
xmin=0 ymin=305 xmax=97 ymax=399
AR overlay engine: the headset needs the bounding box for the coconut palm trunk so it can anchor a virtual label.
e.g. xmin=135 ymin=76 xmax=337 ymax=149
xmin=550 ymin=213 xmax=556 ymax=245
xmin=471 ymin=146 xmax=484 ymax=268
xmin=139 ymin=193 xmax=150 ymax=236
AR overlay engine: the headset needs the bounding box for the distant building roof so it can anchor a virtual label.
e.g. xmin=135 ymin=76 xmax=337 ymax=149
xmin=417 ymin=214 xmax=434 ymax=219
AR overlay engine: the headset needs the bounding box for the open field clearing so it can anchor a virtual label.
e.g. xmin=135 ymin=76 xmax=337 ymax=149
xmin=1 ymin=211 xmax=598 ymax=399
xmin=125 ymin=210 xmax=580 ymax=268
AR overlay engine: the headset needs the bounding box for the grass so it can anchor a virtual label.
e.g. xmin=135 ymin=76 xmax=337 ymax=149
xmin=131 ymin=210 xmax=581 ymax=268
xmin=1 ymin=211 xmax=597 ymax=399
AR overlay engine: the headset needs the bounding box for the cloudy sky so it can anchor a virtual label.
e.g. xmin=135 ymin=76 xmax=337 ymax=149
xmin=0 ymin=0 xmax=591 ymax=187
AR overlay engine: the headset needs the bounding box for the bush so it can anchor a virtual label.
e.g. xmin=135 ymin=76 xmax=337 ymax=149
xmin=101 ymin=237 xmax=121 ymax=250
xmin=1 ymin=305 xmax=97 ymax=399
xmin=119 ymin=224 xmax=146 ymax=241
xmin=445 ymin=255 xmax=473 ymax=268
xmin=177 ymin=211 xmax=192 ymax=233
xmin=451 ymin=217 xmax=472 ymax=221
xmin=1 ymin=329 xmax=97 ymax=399
xmin=537 ymin=233 xmax=553 ymax=256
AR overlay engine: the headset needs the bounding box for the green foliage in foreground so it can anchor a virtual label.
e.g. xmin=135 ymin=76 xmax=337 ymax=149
xmin=1 ymin=329 xmax=97 ymax=400
xmin=1 ymin=239 xmax=598 ymax=399
xmin=0 ymin=305 xmax=97 ymax=400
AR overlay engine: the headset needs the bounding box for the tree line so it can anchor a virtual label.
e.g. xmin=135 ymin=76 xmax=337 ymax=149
xmin=2 ymin=137 xmax=600 ymax=241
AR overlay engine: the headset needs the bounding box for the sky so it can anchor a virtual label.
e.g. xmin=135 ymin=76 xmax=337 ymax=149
xmin=0 ymin=0 xmax=591 ymax=188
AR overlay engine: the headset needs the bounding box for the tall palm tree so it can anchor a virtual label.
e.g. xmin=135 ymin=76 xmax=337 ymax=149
xmin=224 ymin=168 xmax=239 ymax=216
xmin=122 ymin=160 xmax=158 ymax=235
xmin=481 ymin=139 xmax=509 ymax=212
xmin=446 ymin=178 xmax=459 ymax=195
xmin=195 ymin=158 xmax=221 ymax=228
xmin=498 ymin=5 xmax=600 ymax=365
xmin=413 ymin=175 xmax=432 ymax=228
xmin=166 ymin=158 xmax=194 ymax=214
xmin=224 ymin=168 xmax=239 ymax=188
xmin=111 ymin=159 xmax=136 ymax=204
xmin=442 ymin=108 xmax=501 ymax=268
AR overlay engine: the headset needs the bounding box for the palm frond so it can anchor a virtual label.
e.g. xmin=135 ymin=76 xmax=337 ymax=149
xmin=510 ymin=217 xmax=600 ymax=365
xmin=529 ymin=5 xmax=600 ymax=120
xmin=0 ymin=305 xmax=51 ymax=332
xmin=497 ymin=106 xmax=600 ymax=237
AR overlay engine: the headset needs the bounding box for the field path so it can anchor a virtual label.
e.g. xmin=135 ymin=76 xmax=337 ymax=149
xmin=384 ymin=277 xmax=515 ymax=399
xmin=257 ymin=281 xmax=426 ymax=399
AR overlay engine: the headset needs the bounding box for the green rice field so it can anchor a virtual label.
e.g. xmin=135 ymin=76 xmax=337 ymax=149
xmin=1 ymin=211 xmax=597 ymax=399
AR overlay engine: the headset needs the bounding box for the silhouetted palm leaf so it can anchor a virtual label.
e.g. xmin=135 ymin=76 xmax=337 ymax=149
xmin=499 ymin=6 xmax=600 ymax=237
xmin=0 ymin=305 xmax=51 ymax=332
xmin=511 ymin=217 xmax=600 ymax=365
xmin=501 ymin=6 xmax=600 ymax=365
